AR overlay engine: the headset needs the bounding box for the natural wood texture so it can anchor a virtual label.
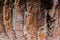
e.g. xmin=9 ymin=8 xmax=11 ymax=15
xmin=0 ymin=1 xmax=9 ymax=40
xmin=3 ymin=0 xmax=16 ymax=40
xmin=0 ymin=0 xmax=60 ymax=40
xmin=12 ymin=0 xmax=26 ymax=40
xmin=39 ymin=0 xmax=59 ymax=40
xmin=26 ymin=2 xmax=39 ymax=40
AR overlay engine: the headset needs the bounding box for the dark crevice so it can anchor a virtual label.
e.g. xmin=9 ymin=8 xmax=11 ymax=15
xmin=40 ymin=0 xmax=53 ymax=10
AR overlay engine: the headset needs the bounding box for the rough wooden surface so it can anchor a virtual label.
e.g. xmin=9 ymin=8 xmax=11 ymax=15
xmin=3 ymin=0 xmax=16 ymax=40
xmin=0 ymin=0 xmax=60 ymax=40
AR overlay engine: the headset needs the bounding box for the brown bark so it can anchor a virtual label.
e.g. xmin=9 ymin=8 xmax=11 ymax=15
xmin=26 ymin=2 xmax=39 ymax=40
xmin=3 ymin=0 xmax=16 ymax=40
xmin=0 ymin=0 xmax=59 ymax=40
xmin=0 ymin=1 xmax=9 ymax=40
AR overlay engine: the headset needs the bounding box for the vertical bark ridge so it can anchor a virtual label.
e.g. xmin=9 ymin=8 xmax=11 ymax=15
xmin=12 ymin=0 xmax=27 ymax=40
xmin=3 ymin=0 xmax=16 ymax=40
xmin=26 ymin=1 xmax=39 ymax=40
xmin=0 ymin=0 xmax=10 ymax=40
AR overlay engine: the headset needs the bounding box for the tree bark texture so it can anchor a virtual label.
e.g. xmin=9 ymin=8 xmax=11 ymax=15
xmin=0 ymin=0 xmax=60 ymax=40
